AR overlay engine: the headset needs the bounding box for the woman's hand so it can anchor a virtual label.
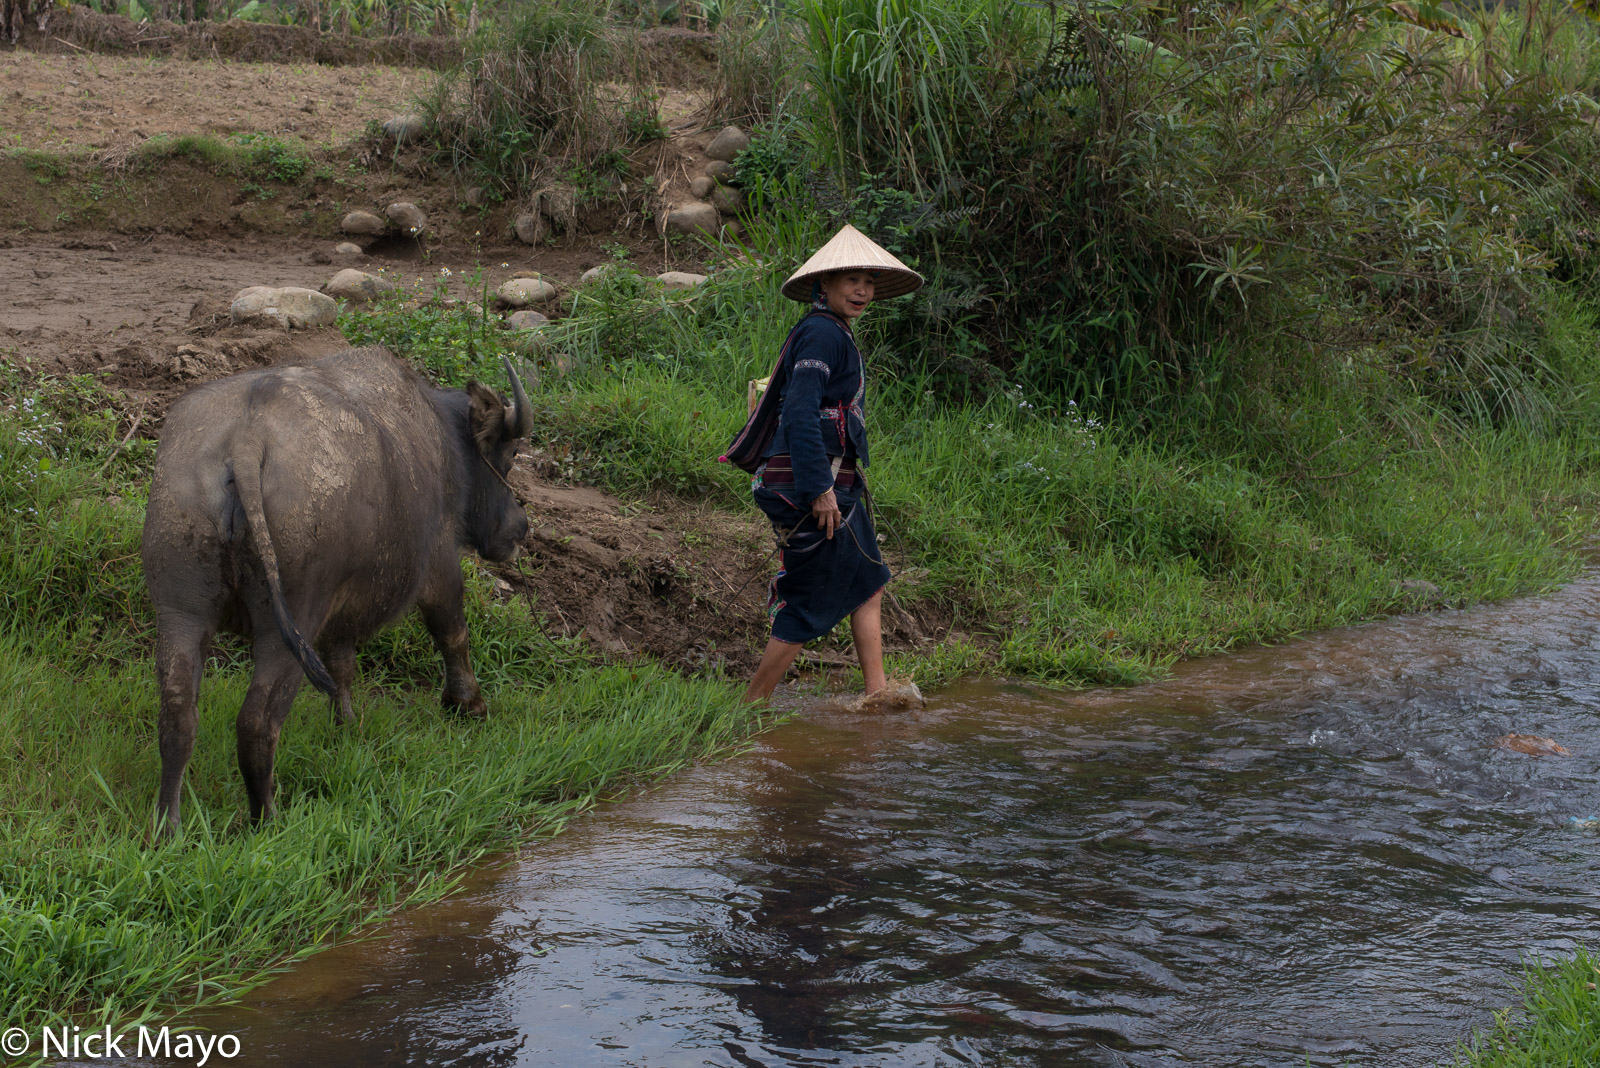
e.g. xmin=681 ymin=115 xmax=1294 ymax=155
xmin=811 ymin=488 xmax=842 ymax=539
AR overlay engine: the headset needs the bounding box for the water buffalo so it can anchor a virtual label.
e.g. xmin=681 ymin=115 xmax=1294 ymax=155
xmin=141 ymin=346 xmax=532 ymax=834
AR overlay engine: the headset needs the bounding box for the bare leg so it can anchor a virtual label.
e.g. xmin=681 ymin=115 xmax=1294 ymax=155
xmin=743 ymin=637 xmax=804 ymax=704
xmin=851 ymin=590 xmax=886 ymax=696
xmin=324 ymin=643 xmax=357 ymax=725
xmin=236 ymin=642 xmax=307 ymax=825
xmin=419 ymin=565 xmax=486 ymax=717
xmin=154 ymin=614 xmax=211 ymax=837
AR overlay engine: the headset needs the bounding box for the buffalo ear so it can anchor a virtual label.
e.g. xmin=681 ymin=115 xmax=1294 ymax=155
xmin=466 ymin=382 xmax=507 ymax=455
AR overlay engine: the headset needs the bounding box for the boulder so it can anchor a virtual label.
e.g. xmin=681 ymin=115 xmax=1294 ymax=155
xmin=656 ymin=271 xmax=707 ymax=290
xmin=689 ymin=175 xmax=714 ymax=199
xmin=340 ymin=210 xmax=385 ymax=236
xmin=579 ymin=264 xmax=616 ymax=285
xmin=386 ymin=201 xmax=427 ymax=235
xmin=323 ymin=269 xmax=396 ymax=302
xmin=333 ymin=241 xmax=364 ymax=257
xmin=229 ymin=286 xmax=339 ymax=330
xmin=705 ymin=125 xmax=750 ymax=162
xmin=664 ymin=200 xmax=720 ymax=236
xmin=705 ymin=159 xmax=735 ymax=184
xmin=506 ymin=309 xmax=549 ymax=329
xmin=498 ymin=277 xmax=558 ymax=306
xmin=513 ymin=212 xmax=546 ymax=245
xmin=538 ymin=186 xmax=576 ymax=224
xmin=381 ymin=114 xmax=427 ymax=144
xmin=710 ymin=184 xmax=745 ymax=217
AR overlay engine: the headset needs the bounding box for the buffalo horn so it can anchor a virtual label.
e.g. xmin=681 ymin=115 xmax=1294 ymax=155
xmin=501 ymin=356 xmax=534 ymax=439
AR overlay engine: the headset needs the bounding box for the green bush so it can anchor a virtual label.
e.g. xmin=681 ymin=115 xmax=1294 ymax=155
xmin=417 ymin=0 xmax=624 ymax=194
xmin=792 ymin=0 xmax=1600 ymax=425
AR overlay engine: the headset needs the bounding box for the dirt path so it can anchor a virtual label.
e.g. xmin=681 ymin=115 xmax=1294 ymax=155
xmin=1 ymin=50 xmax=423 ymax=151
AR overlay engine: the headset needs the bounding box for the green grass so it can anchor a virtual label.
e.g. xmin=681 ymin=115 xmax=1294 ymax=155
xmin=1454 ymin=950 xmax=1600 ymax=1066
xmin=0 ymin=641 xmax=762 ymax=1032
xmin=130 ymin=132 xmax=315 ymax=186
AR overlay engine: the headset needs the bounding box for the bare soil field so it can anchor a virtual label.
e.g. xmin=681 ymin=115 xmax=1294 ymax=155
xmin=0 ymin=50 xmax=424 ymax=150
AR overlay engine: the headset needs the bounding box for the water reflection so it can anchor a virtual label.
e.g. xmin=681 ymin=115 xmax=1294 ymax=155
xmin=187 ymin=575 xmax=1600 ymax=1067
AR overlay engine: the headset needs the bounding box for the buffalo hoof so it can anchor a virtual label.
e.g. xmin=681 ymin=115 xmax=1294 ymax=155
xmin=148 ymin=814 xmax=181 ymax=845
xmin=443 ymin=693 xmax=488 ymax=720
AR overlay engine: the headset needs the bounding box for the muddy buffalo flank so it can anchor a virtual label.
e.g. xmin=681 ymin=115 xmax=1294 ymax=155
xmin=142 ymin=347 xmax=531 ymax=832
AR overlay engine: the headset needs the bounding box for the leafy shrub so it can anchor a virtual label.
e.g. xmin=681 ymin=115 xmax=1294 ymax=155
xmin=794 ymin=0 xmax=1600 ymax=428
xmin=417 ymin=0 xmax=621 ymax=194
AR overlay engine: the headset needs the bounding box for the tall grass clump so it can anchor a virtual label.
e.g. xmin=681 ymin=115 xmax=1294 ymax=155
xmin=417 ymin=0 xmax=622 ymax=195
xmin=709 ymin=0 xmax=802 ymax=125
xmin=791 ymin=0 xmax=1600 ymax=427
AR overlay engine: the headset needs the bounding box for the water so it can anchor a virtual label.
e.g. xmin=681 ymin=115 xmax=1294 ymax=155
xmin=194 ymin=575 xmax=1600 ymax=1066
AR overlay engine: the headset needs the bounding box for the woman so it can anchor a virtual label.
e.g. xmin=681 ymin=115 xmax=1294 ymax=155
xmin=723 ymin=224 xmax=923 ymax=703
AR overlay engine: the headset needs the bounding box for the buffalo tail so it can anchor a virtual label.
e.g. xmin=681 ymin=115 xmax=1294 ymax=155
xmin=231 ymin=454 xmax=339 ymax=696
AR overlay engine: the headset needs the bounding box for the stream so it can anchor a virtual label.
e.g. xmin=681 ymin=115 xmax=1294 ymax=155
xmin=187 ymin=574 xmax=1600 ymax=1066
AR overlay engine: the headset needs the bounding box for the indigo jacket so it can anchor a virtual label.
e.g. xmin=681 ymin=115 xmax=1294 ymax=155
xmin=761 ymin=312 xmax=869 ymax=503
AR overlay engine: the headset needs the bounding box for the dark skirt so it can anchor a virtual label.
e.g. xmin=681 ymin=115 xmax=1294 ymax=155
xmin=752 ymin=475 xmax=892 ymax=645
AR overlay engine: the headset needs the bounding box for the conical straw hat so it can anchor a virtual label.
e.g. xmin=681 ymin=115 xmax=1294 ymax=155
xmin=781 ymin=223 xmax=924 ymax=302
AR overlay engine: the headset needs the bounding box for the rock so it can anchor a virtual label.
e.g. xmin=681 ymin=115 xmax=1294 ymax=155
xmin=229 ymin=286 xmax=338 ymax=330
xmin=381 ymin=113 xmax=426 ymax=144
xmin=386 ymin=201 xmax=427 ymax=235
xmin=340 ymin=210 xmax=385 ymax=236
xmin=506 ymin=309 xmax=549 ymax=329
xmin=513 ymin=212 xmax=546 ymax=245
xmin=710 ymin=184 xmax=745 ymax=217
xmin=705 ymin=159 xmax=735 ymax=184
xmin=310 ymin=249 xmax=332 ymax=265
xmin=323 ymin=269 xmax=395 ymax=302
xmin=689 ymin=175 xmax=714 ymax=199
xmin=579 ymin=264 xmax=615 ymax=285
xmin=705 ymin=125 xmax=750 ymax=162
xmin=656 ymin=271 xmax=707 ymax=290
xmin=664 ymin=200 xmax=720 ymax=236
xmin=464 ymin=185 xmax=488 ymax=208
xmin=334 ymin=241 xmax=364 ymax=258
xmin=538 ymin=186 xmax=576 ymax=225
xmin=498 ymin=277 xmax=557 ymax=306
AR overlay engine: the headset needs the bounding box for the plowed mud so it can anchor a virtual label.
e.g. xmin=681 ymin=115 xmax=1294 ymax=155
xmin=1 ymin=50 xmax=424 ymax=151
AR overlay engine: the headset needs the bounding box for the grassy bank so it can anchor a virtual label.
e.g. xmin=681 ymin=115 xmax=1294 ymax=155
xmin=346 ymin=261 xmax=1600 ymax=689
